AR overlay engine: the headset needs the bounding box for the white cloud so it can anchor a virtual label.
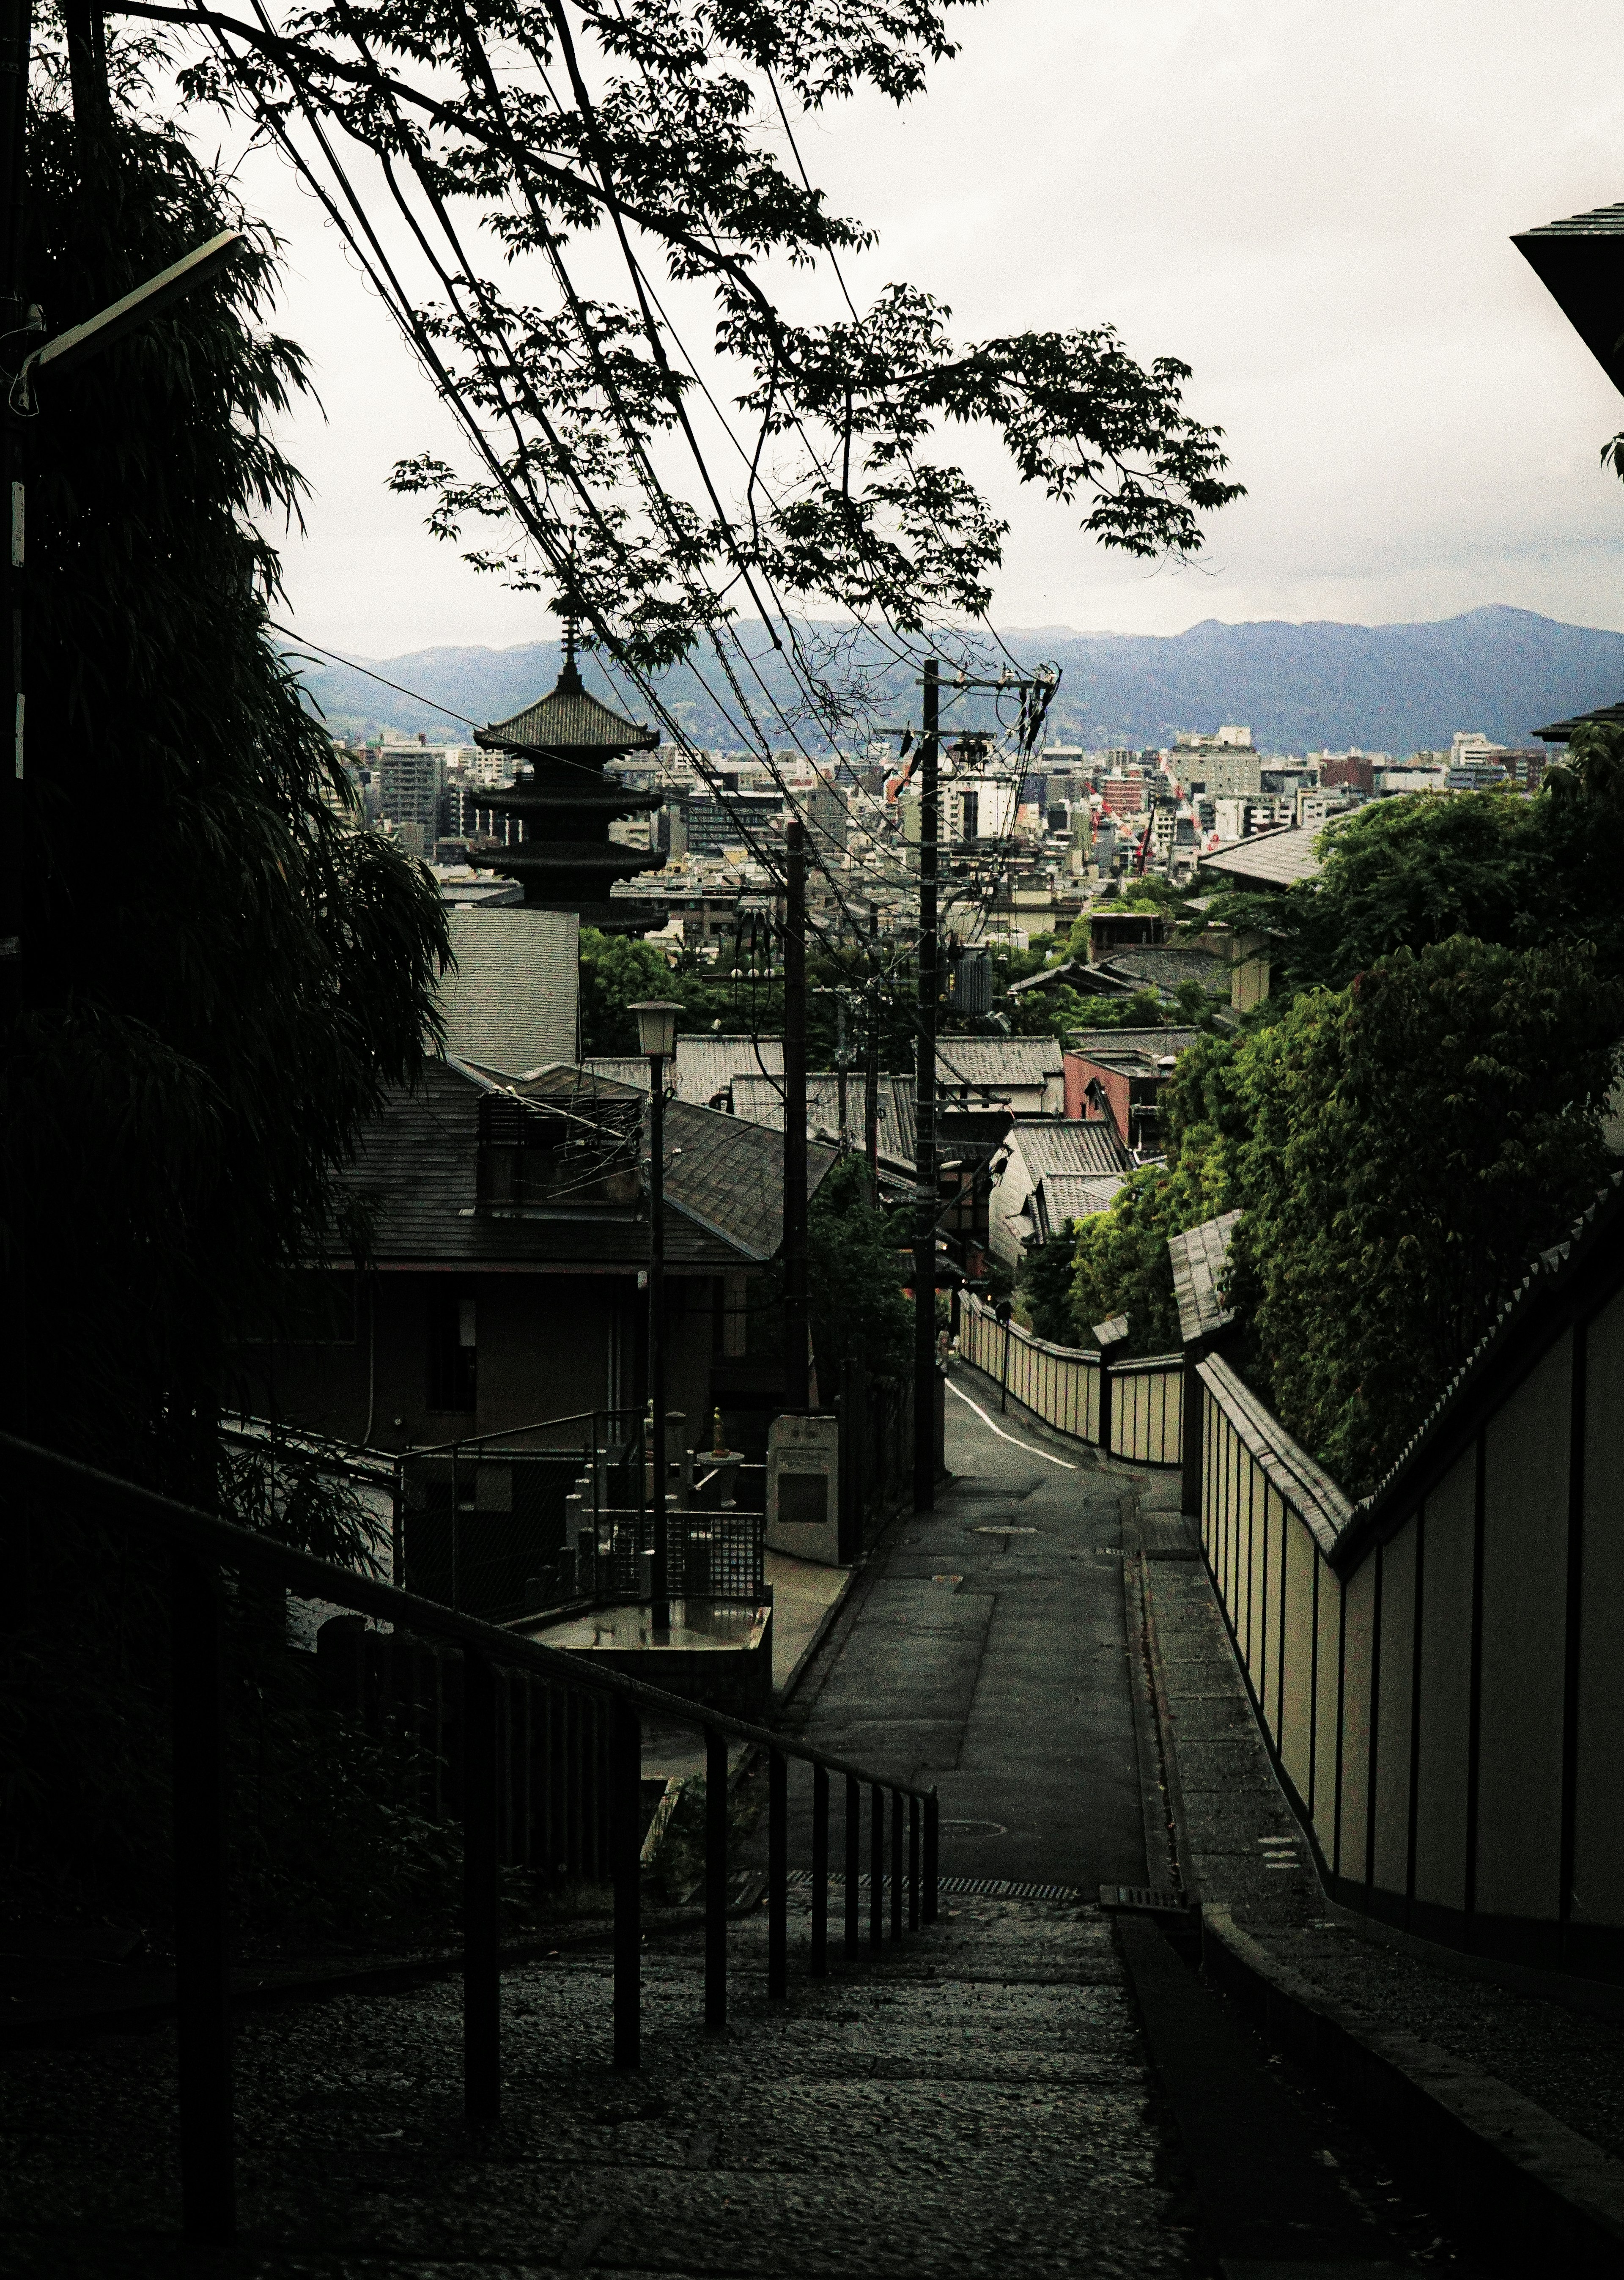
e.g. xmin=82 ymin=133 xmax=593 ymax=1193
xmin=238 ymin=0 xmax=1624 ymax=651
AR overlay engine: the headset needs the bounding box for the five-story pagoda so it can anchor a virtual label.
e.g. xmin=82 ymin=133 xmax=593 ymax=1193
xmin=472 ymin=630 xmax=666 ymax=931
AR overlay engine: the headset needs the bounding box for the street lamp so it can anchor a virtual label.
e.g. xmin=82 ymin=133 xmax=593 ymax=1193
xmin=630 ymin=1000 xmax=683 ymax=1629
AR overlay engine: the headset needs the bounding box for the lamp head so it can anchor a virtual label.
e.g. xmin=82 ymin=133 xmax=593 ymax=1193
xmin=629 ymin=999 xmax=683 ymax=1060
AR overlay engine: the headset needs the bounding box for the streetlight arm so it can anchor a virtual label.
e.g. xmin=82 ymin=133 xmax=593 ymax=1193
xmin=21 ymin=228 xmax=244 ymax=386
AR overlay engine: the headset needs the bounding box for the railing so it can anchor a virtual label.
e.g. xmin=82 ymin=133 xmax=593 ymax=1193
xmin=3 ymin=1431 xmax=938 ymax=2247
xmin=397 ymin=1410 xmax=771 ymax=1620
xmin=957 ymin=1293 xmax=1182 ymax=1463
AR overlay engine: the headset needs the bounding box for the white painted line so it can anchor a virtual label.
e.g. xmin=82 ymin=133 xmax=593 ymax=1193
xmin=945 ymin=1376 xmax=1077 ymax=1469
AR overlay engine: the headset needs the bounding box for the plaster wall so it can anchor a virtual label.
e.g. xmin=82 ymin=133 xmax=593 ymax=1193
xmin=1475 ymin=1336 xmax=1570 ymax=1921
xmin=1411 ymin=1452 xmax=1476 ymax=1913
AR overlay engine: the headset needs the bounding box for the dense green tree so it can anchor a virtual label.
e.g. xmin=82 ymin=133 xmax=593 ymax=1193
xmin=805 ymin=1154 xmax=912 ymax=1387
xmin=1200 ymin=761 xmax=1624 ymax=1001
xmin=3 ymin=81 xmax=449 ymax=1934
xmin=12 ymin=94 xmax=449 ymax=1481
xmin=1064 ymin=1029 xmax=1248 ymax=1355
xmin=1018 ymin=1230 xmax=1079 ymax=1343
xmin=1226 ymin=937 xmax=1623 ymax=1493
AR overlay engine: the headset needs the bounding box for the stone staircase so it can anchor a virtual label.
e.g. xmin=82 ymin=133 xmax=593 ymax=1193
xmin=6 ymin=1894 xmax=1201 ymax=2277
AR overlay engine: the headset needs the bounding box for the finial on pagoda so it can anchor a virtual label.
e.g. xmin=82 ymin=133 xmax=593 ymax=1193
xmin=555 ymin=601 xmax=584 ymax=694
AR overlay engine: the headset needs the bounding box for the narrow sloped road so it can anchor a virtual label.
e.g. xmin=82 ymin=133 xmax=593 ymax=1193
xmin=771 ymin=1368 xmax=1150 ymax=1893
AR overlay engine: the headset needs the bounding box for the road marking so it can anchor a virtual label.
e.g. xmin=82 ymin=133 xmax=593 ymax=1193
xmin=945 ymin=1376 xmax=1077 ymax=1468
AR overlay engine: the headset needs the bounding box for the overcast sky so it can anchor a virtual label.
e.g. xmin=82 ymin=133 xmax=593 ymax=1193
xmin=235 ymin=0 xmax=1624 ymax=657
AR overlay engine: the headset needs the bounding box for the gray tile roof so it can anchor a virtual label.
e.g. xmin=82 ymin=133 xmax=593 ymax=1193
xmin=480 ymin=666 xmax=658 ymax=755
xmin=1098 ymin=944 xmax=1229 ymax=995
xmin=1034 ymin=1172 xmax=1124 ymax=1239
xmin=1067 ymin=1026 xmax=1204 ymax=1071
xmin=936 ymin=1037 xmax=1064 ymax=1092
xmin=437 ymin=905 xmax=580 ymax=1079
xmin=582 ymin=1034 xmax=784 ymax=1109
xmin=518 ymin=1066 xmax=834 ymax=1262
xmin=1197 ymin=825 xmax=1325 ymax=890
xmin=731 ymin=1071 xmax=916 ymax=1171
xmin=1168 ymin=1209 xmax=1242 ymax=1345
xmin=331 ymin=1057 xmax=830 ymax=1271
xmin=1005 ymin=1118 xmax=1127 ymax=1181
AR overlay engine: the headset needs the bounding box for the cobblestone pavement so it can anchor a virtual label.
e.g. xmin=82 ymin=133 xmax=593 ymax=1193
xmin=1 ymin=1901 xmax=1202 ymax=2279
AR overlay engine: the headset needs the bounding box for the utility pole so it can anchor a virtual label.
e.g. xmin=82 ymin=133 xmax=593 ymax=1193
xmin=782 ymin=818 xmax=808 ymax=1411
xmin=912 ymin=659 xmax=939 ymax=1511
xmin=0 ymin=0 xmax=29 ymax=1036
xmin=864 ymin=905 xmax=880 ymax=1198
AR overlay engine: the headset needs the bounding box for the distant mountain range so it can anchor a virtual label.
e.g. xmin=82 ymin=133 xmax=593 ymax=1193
xmin=284 ymin=604 xmax=1624 ymax=756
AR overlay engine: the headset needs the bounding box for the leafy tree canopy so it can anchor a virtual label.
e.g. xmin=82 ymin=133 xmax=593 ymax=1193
xmin=140 ymin=0 xmax=1241 ymax=719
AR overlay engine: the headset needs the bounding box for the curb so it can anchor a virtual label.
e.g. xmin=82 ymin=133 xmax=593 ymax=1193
xmin=1202 ymin=1904 xmax=1624 ymax=2278
xmin=774 ymin=1560 xmax=864 ymax=1707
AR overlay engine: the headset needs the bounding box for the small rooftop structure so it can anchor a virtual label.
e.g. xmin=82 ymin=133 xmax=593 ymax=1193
xmin=1168 ymin=1210 xmax=1242 ymax=1347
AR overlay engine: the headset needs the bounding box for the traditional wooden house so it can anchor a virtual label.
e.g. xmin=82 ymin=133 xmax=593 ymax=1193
xmin=247 ymin=1059 xmax=835 ymax=1460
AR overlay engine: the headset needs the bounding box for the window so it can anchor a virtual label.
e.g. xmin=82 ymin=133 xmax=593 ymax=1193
xmin=428 ymin=1292 xmax=477 ymax=1412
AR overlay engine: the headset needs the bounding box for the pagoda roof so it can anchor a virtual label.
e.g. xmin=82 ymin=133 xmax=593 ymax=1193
xmin=477 ymin=661 xmax=658 ymax=757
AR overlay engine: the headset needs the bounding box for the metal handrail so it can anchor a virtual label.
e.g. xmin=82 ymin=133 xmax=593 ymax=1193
xmin=3 ymin=1429 xmax=938 ymax=2247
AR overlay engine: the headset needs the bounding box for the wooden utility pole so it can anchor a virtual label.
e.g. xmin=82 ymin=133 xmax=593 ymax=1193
xmin=912 ymin=660 xmax=939 ymax=1511
xmin=782 ymin=818 xmax=808 ymax=1410
xmin=863 ymin=905 xmax=880 ymax=1197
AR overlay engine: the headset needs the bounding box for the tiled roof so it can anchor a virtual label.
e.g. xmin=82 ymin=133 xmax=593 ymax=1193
xmin=437 ymin=906 xmax=579 ymax=1079
xmin=731 ymin=1072 xmax=916 ymax=1171
xmin=1168 ymin=1210 xmax=1241 ymax=1345
xmin=518 ymin=1066 xmax=834 ymax=1262
xmin=1034 ymin=1172 xmax=1124 ymax=1240
xmin=480 ymin=665 xmax=658 ymax=755
xmin=936 ymin=1037 xmax=1064 ymax=1092
xmin=1004 ymin=1117 xmax=1127 ymax=1181
xmin=1097 ymin=944 xmax=1229 ymax=995
xmin=329 ymin=1057 xmax=830 ymax=1271
xmin=1197 ymin=825 xmax=1325 ymax=890
xmin=581 ymin=1034 xmax=785 ymax=1109
xmin=1533 ymin=698 xmax=1624 ymax=744
xmin=1067 ymin=1026 xmax=1204 ymax=1072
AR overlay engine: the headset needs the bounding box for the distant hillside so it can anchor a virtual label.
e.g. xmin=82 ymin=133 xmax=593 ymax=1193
xmin=285 ymin=604 xmax=1624 ymax=755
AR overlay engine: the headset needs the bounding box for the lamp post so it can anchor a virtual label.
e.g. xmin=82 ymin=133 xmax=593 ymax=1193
xmin=631 ymin=999 xmax=682 ymax=1630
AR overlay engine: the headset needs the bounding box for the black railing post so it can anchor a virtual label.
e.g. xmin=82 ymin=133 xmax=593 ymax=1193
xmin=844 ymin=1773 xmax=860 ymax=1959
xmin=923 ymin=1788 xmax=939 ymax=1923
xmin=890 ymin=1789 xmax=904 ymax=1940
xmin=908 ymin=1794 xmax=920 ymax=1932
xmin=612 ymin=1693 xmax=641 ymax=2069
xmin=810 ymin=1763 xmax=829 ymax=1976
xmin=869 ymin=1784 xmax=884 ymax=1948
xmin=171 ymin=1549 xmax=234 ymax=2246
xmin=705 ymin=1725 xmax=728 ymax=2033
xmin=462 ymin=1646 xmax=500 ymax=2125
xmin=767 ymin=1748 xmax=788 ymax=1998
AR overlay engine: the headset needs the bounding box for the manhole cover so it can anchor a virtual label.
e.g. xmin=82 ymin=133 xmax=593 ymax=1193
xmin=939 ymin=1819 xmax=1007 ymax=1837
xmin=970 ymin=1524 xmax=1037 ymax=1534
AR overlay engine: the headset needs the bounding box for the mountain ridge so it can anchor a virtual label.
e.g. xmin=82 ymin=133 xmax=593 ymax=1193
xmin=286 ymin=603 xmax=1624 ymax=755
